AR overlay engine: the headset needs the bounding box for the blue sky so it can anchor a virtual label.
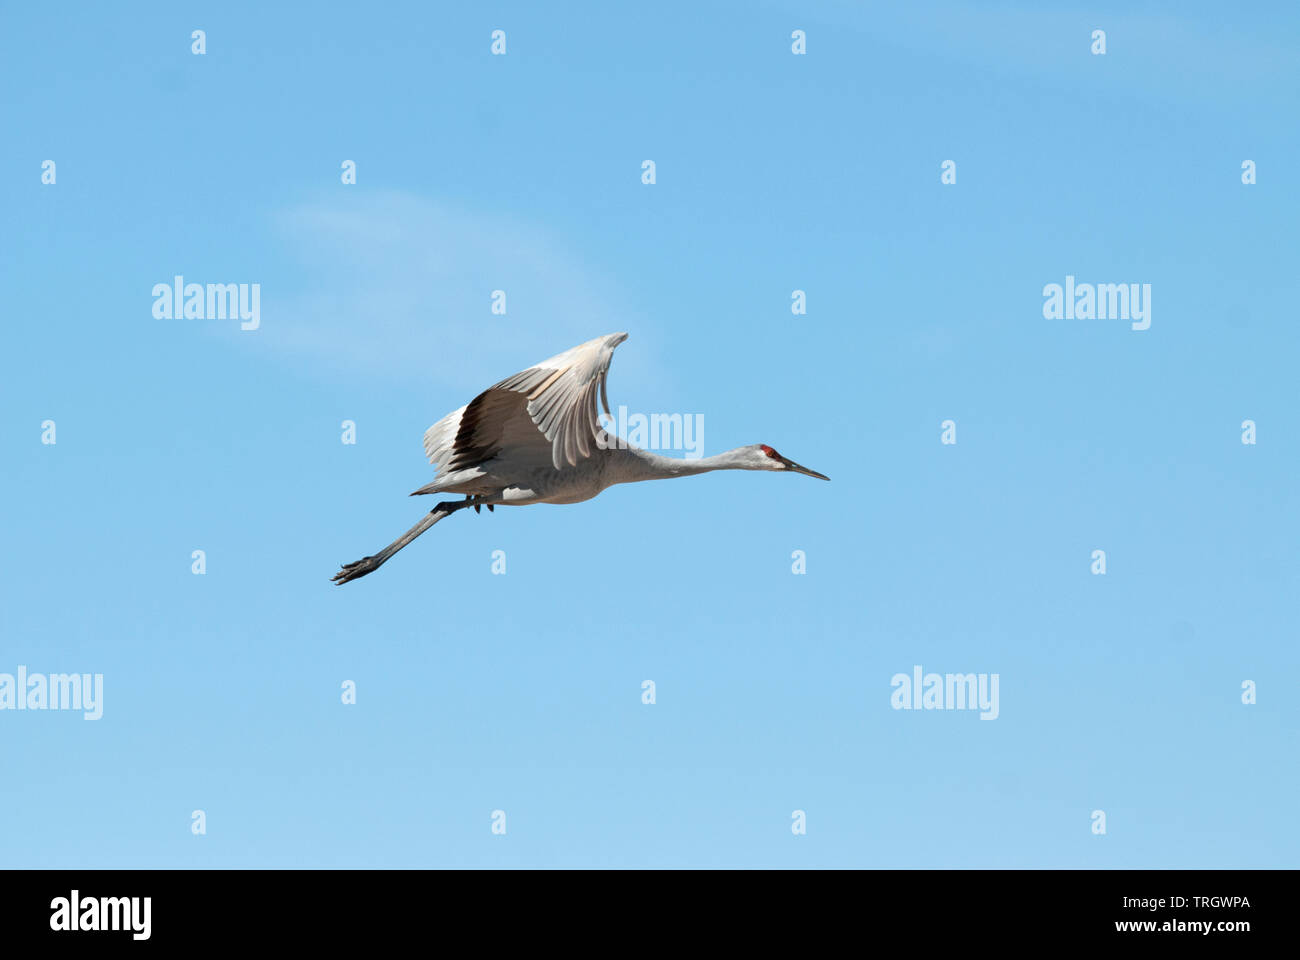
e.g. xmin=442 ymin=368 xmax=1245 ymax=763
xmin=2 ymin=1 xmax=1297 ymax=867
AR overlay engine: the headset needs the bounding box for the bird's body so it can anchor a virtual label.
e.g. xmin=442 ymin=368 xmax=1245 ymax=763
xmin=333 ymin=332 xmax=828 ymax=584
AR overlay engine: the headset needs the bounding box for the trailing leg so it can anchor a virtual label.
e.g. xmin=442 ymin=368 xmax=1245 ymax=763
xmin=331 ymin=501 xmax=466 ymax=585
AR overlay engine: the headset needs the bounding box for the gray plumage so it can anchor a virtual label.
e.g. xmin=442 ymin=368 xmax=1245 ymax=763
xmin=333 ymin=332 xmax=828 ymax=584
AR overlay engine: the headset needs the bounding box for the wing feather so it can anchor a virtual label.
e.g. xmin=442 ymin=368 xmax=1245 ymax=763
xmin=422 ymin=332 xmax=628 ymax=475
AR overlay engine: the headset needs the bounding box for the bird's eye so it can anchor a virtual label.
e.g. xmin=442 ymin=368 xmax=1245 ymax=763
xmin=759 ymin=444 xmax=780 ymax=459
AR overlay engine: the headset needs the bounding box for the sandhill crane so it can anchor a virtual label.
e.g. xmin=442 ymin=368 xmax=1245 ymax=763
xmin=332 ymin=332 xmax=828 ymax=584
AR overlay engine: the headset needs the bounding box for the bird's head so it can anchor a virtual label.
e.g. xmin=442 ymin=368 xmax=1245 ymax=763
xmin=746 ymin=444 xmax=830 ymax=480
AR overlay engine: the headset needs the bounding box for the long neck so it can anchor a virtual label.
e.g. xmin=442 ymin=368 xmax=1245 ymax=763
xmin=611 ymin=445 xmax=753 ymax=482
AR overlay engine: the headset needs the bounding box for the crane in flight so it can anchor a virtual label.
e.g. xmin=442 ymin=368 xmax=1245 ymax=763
xmin=332 ymin=332 xmax=829 ymax=584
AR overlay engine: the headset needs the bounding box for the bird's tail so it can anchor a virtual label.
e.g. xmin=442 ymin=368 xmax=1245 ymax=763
xmin=331 ymin=503 xmax=459 ymax=585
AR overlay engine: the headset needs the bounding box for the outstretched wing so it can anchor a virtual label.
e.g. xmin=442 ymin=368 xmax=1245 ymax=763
xmin=423 ymin=332 xmax=628 ymax=474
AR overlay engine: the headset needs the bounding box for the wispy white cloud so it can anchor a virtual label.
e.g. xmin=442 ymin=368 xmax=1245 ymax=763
xmin=261 ymin=192 xmax=644 ymax=391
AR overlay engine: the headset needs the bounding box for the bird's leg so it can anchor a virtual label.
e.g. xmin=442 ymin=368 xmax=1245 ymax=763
xmin=332 ymin=500 xmax=471 ymax=585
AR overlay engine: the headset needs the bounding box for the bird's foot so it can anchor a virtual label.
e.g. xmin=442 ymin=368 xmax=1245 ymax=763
xmin=331 ymin=554 xmax=381 ymax=585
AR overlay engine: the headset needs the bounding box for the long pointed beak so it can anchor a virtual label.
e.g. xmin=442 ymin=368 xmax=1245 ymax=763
xmin=783 ymin=457 xmax=830 ymax=481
